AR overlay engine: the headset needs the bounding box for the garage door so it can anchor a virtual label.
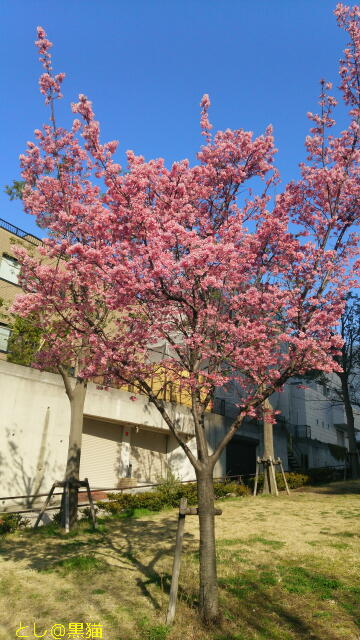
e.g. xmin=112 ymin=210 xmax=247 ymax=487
xmin=131 ymin=428 xmax=168 ymax=482
xmin=80 ymin=417 xmax=123 ymax=488
xmin=226 ymin=436 xmax=258 ymax=477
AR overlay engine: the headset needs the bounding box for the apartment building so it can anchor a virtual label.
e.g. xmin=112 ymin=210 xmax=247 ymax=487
xmin=0 ymin=218 xmax=42 ymax=357
xmin=214 ymin=373 xmax=360 ymax=472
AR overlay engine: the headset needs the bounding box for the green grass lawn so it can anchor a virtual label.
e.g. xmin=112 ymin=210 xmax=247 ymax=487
xmin=0 ymin=480 xmax=360 ymax=640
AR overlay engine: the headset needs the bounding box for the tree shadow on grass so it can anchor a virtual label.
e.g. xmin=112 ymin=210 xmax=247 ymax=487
xmin=216 ymin=563 xmax=359 ymax=640
xmin=0 ymin=514 xmax=359 ymax=639
xmin=0 ymin=513 xmax=197 ymax=610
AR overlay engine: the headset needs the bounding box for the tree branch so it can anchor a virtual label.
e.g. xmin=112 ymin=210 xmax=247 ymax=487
xmin=58 ymin=364 xmax=74 ymax=401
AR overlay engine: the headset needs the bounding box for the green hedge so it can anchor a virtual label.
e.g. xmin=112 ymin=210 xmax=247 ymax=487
xmin=98 ymin=480 xmax=249 ymax=516
xmin=247 ymin=472 xmax=310 ymax=492
xmin=0 ymin=513 xmax=30 ymax=535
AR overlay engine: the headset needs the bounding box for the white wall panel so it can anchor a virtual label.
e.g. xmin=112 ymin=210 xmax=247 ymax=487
xmin=80 ymin=417 xmax=123 ymax=488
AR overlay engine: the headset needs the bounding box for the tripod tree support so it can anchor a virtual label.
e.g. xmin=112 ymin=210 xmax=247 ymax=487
xmin=253 ymin=457 xmax=290 ymax=496
xmin=33 ymin=477 xmax=97 ymax=532
xmin=166 ymin=497 xmax=222 ymax=625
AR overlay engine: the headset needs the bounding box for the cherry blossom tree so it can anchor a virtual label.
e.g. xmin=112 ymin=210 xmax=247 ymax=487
xmin=101 ymin=4 xmax=360 ymax=621
xmin=12 ymin=28 xmax=147 ymax=527
xmin=13 ymin=4 xmax=360 ymax=623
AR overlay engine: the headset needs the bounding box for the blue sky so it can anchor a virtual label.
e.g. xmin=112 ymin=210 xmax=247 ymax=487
xmin=0 ymin=0 xmax=349 ymax=238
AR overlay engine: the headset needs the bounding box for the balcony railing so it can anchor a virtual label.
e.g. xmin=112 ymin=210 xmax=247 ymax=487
xmin=0 ymin=218 xmax=43 ymax=247
xmin=295 ymin=424 xmax=312 ymax=439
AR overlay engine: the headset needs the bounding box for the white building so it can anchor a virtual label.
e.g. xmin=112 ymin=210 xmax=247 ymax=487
xmin=0 ymin=358 xmax=289 ymax=507
xmin=214 ymin=375 xmax=360 ymax=472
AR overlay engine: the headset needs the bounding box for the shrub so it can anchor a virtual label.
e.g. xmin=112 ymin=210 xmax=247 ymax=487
xmin=221 ymin=482 xmax=249 ymax=497
xmin=0 ymin=513 xmax=30 ymax=534
xmin=278 ymin=472 xmax=310 ymax=490
xmin=98 ymin=478 xmax=248 ymax=516
xmin=80 ymin=506 xmax=99 ymax=520
xmin=155 ymin=470 xmax=183 ymax=502
xmin=213 ymin=482 xmax=249 ymax=497
xmin=99 ymin=490 xmax=167 ymax=514
xmin=51 ymin=510 xmax=62 ymax=525
xmin=125 ymin=491 xmax=165 ymax=511
xmin=248 ymin=472 xmax=310 ymax=492
xmin=176 ymin=482 xmax=198 ymax=504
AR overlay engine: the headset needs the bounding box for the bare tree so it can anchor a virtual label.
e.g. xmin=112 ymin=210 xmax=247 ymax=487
xmin=303 ymin=295 xmax=360 ymax=479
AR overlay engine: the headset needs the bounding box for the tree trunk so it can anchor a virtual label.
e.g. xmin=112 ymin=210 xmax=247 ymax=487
xmin=61 ymin=378 xmax=87 ymax=528
xmin=262 ymin=398 xmax=278 ymax=495
xmin=196 ymin=467 xmax=221 ymax=625
xmin=339 ymin=372 xmax=360 ymax=480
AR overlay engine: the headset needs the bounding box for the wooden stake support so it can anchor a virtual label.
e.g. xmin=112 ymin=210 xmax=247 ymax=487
xmin=166 ymin=497 xmax=222 ymax=625
xmin=253 ymin=456 xmax=290 ymax=496
xmin=33 ymin=477 xmax=97 ymax=532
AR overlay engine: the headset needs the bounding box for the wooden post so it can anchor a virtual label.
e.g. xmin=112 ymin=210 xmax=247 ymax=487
xmin=64 ymin=481 xmax=70 ymax=534
xmin=34 ymin=477 xmax=99 ymax=532
xmin=84 ymin=477 xmax=97 ymax=529
xmin=269 ymin=459 xmax=279 ymax=497
xmin=33 ymin=482 xmax=57 ymax=529
xmin=278 ymin=459 xmax=290 ymax=495
xmin=254 ymin=457 xmax=289 ymax=497
xmin=253 ymin=457 xmax=260 ymax=496
xmin=166 ymin=497 xmax=187 ymax=625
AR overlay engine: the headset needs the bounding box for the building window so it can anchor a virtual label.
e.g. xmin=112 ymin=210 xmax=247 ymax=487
xmin=0 ymin=324 xmax=11 ymax=352
xmin=0 ymin=254 xmax=20 ymax=284
xmin=300 ymin=453 xmax=309 ymax=469
xmin=213 ymin=397 xmax=226 ymax=415
xmin=336 ymin=430 xmax=345 ymax=447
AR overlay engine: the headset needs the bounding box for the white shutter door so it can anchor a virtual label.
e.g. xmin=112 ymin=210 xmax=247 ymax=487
xmin=131 ymin=429 xmax=168 ymax=482
xmin=80 ymin=417 xmax=123 ymax=488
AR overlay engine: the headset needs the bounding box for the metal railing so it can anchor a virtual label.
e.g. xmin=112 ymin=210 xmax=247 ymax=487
xmin=0 ymin=464 xmax=351 ymax=517
xmin=295 ymin=425 xmax=312 ymax=439
xmin=0 ymin=475 xmax=249 ymax=516
xmin=0 ymin=218 xmax=43 ymax=247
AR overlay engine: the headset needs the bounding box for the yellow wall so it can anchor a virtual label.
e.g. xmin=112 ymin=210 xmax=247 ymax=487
xmin=0 ymin=223 xmax=43 ymax=360
xmin=127 ymin=367 xmax=210 ymax=411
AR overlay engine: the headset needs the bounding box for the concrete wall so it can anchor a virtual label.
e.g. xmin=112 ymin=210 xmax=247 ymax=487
xmin=1 ymin=357 xmax=356 ymax=511
xmin=0 ymin=359 xmax=275 ymax=509
xmin=0 ymin=360 xmax=199 ymax=508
